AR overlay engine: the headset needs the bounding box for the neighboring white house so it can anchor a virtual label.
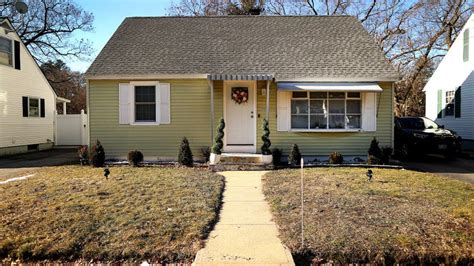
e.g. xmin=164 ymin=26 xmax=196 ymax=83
xmin=0 ymin=18 xmax=70 ymax=156
xmin=424 ymin=14 xmax=474 ymax=144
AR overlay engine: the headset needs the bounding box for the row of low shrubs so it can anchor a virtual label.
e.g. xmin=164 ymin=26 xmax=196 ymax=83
xmin=78 ymin=137 xmax=196 ymax=167
xmin=273 ymin=137 xmax=393 ymax=166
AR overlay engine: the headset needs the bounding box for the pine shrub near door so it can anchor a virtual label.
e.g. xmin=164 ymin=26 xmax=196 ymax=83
xmin=178 ymin=137 xmax=194 ymax=167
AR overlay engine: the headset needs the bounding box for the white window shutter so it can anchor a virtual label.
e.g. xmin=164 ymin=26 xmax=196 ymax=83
xmin=119 ymin=83 xmax=130 ymax=124
xmin=362 ymin=92 xmax=377 ymax=132
xmin=277 ymin=90 xmax=291 ymax=131
xmin=159 ymin=83 xmax=170 ymax=124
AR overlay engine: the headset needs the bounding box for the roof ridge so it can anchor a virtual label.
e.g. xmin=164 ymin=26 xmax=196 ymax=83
xmin=125 ymin=15 xmax=354 ymax=19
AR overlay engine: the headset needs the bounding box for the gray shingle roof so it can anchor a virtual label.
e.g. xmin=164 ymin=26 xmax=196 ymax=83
xmin=86 ymin=16 xmax=399 ymax=81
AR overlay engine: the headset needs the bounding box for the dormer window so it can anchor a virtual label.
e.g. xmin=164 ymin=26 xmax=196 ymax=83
xmin=0 ymin=36 xmax=12 ymax=67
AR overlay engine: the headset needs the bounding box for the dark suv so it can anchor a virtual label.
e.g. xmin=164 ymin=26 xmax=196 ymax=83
xmin=394 ymin=117 xmax=462 ymax=158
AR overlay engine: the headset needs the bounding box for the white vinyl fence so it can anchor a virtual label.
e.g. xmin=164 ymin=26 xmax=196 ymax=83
xmin=55 ymin=110 xmax=88 ymax=146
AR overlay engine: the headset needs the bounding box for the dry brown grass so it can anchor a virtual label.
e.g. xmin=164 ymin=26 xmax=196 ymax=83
xmin=0 ymin=166 xmax=224 ymax=263
xmin=263 ymin=168 xmax=473 ymax=264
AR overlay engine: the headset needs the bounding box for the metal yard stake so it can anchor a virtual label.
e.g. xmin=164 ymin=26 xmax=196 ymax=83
xmin=300 ymin=158 xmax=304 ymax=248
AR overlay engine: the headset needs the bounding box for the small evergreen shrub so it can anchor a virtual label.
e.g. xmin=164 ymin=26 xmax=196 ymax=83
xmin=127 ymin=150 xmax=144 ymax=167
xmin=201 ymin=146 xmax=211 ymax=162
xmin=271 ymin=148 xmax=283 ymax=166
xmin=329 ymin=152 xmax=343 ymax=164
xmin=368 ymin=137 xmax=382 ymax=159
xmin=368 ymin=155 xmax=382 ymax=165
xmin=261 ymin=119 xmax=272 ymax=155
xmin=77 ymin=145 xmax=89 ymax=165
xmin=212 ymin=118 xmax=225 ymax=155
xmin=178 ymin=137 xmax=193 ymax=167
xmin=89 ymin=140 xmax=105 ymax=167
xmin=381 ymin=146 xmax=393 ymax=164
xmin=288 ymin=144 xmax=301 ymax=165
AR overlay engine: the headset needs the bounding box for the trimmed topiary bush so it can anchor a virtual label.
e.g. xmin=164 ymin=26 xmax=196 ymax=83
xmin=271 ymin=148 xmax=283 ymax=166
xmin=178 ymin=137 xmax=193 ymax=167
xmin=89 ymin=140 xmax=105 ymax=167
xmin=201 ymin=146 xmax=211 ymax=163
xmin=261 ymin=119 xmax=271 ymax=155
xmin=212 ymin=118 xmax=225 ymax=155
xmin=127 ymin=150 xmax=144 ymax=167
xmin=78 ymin=145 xmax=89 ymax=165
xmin=329 ymin=152 xmax=343 ymax=164
xmin=288 ymin=144 xmax=301 ymax=166
xmin=368 ymin=137 xmax=382 ymax=160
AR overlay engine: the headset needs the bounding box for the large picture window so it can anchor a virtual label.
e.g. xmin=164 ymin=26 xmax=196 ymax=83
xmin=135 ymin=85 xmax=156 ymax=122
xmin=0 ymin=37 xmax=12 ymax=66
xmin=291 ymin=91 xmax=361 ymax=130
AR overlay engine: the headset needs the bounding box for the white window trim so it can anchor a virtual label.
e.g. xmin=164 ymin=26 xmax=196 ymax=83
xmin=289 ymin=91 xmax=362 ymax=132
xmin=26 ymin=96 xmax=41 ymax=118
xmin=130 ymin=81 xmax=160 ymax=125
xmin=0 ymin=36 xmax=13 ymax=68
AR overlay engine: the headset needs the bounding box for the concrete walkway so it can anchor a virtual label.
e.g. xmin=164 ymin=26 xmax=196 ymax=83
xmin=193 ymin=171 xmax=294 ymax=266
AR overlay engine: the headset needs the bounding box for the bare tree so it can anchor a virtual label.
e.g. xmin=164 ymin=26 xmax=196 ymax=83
xmin=168 ymin=0 xmax=473 ymax=116
xmin=41 ymin=60 xmax=86 ymax=114
xmin=1 ymin=0 xmax=94 ymax=64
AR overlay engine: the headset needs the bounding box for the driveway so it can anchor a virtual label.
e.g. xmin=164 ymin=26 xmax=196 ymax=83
xmin=403 ymin=155 xmax=474 ymax=185
xmin=0 ymin=148 xmax=77 ymax=179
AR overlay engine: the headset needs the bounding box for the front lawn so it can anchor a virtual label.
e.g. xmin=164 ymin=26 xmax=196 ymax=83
xmin=263 ymin=168 xmax=473 ymax=264
xmin=0 ymin=166 xmax=224 ymax=263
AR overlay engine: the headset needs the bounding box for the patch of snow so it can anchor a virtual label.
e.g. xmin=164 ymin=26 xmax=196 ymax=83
xmin=0 ymin=174 xmax=36 ymax=185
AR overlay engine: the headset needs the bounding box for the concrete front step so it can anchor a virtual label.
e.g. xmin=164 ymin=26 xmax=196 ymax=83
xmin=209 ymin=163 xmax=274 ymax=171
xmin=219 ymin=153 xmax=267 ymax=164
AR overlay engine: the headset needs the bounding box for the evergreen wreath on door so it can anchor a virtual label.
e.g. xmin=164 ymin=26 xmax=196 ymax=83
xmin=231 ymin=87 xmax=249 ymax=104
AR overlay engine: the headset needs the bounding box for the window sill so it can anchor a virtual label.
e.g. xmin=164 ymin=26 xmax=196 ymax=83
xmin=289 ymin=129 xmax=362 ymax=133
xmin=130 ymin=122 xmax=161 ymax=126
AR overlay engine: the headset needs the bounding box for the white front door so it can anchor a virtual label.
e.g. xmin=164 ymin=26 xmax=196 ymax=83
xmin=224 ymin=80 xmax=256 ymax=153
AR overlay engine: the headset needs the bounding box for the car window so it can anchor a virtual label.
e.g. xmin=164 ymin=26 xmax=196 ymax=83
xmin=399 ymin=118 xmax=425 ymax=130
xmin=423 ymin=118 xmax=439 ymax=129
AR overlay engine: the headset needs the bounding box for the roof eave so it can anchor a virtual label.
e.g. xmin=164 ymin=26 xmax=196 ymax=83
xmin=276 ymin=76 xmax=400 ymax=83
xmin=86 ymin=73 xmax=209 ymax=80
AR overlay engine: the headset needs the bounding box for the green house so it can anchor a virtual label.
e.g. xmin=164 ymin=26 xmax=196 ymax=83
xmin=86 ymin=16 xmax=399 ymax=161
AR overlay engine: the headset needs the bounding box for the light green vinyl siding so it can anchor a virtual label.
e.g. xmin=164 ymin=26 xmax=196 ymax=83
xmin=89 ymin=79 xmax=215 ymax=159
xmin=89 ymin=79 xmax=394 ymax=159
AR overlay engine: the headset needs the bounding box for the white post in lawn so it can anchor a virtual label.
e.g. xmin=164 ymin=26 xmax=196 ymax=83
xmin=300 ymin=158 xmax=304 ymax=248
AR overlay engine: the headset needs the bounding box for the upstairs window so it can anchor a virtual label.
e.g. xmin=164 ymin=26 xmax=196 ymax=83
xmin=0 ymin=37 xmax=12 ymax=66
xmin=290 ymin=92 xmax=361 ymax=130
xmin=445 ymin=90 xmax=455 ymax=117
xmin=464 ymin=29 xmax=469 ymax=62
